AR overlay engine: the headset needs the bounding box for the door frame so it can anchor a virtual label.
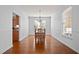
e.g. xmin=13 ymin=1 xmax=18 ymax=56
xmin=12 ymin=13 xmax=20 ymax=44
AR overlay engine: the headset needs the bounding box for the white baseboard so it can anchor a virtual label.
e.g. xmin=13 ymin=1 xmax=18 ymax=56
xmin=0 ymin=44 xmax=13 ymax=54
xmin=51 ymin=34 xmax=79 ymax=53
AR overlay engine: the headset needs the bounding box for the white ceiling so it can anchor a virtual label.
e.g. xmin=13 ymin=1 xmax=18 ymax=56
xmin=13 ymin=5 xmax=70 ymax=16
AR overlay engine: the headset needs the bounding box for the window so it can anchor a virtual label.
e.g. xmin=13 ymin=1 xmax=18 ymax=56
xmin=34 ymin=18 xmax=46 ymax=29
xmin=62 ymin=7 xmax=72 ymax=38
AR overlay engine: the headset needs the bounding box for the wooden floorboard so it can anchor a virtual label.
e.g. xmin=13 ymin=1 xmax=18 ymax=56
xmin=4 ymin=35 xmax=77 ymax=54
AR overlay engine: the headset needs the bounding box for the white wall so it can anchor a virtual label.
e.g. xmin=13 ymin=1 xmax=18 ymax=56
xmin=20 ymin=15 xmax=29 ymax=41
xmin=72 ymin=6 xmax=79 ymax=53
xmin=0 ymin=6 xmax=29 ymax=53
xmin=51 ymin=6 xmax=79 ymax=53
xmin=0 ymin=6 xmax=13 ymax=53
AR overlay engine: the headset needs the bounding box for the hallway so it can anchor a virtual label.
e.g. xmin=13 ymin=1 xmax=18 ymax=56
xmin=4 ymin=35 xmax=77 ymax=54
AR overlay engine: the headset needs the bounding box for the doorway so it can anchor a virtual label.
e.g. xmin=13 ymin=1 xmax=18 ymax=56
xmin=28 ymin=16 xmax=51 ymax=35
xmin=12 ymin=13 xmax=20 ymax=44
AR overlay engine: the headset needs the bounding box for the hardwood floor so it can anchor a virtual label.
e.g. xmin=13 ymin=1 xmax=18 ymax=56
xmin=4 ymin=35 xmax=77 ymax=54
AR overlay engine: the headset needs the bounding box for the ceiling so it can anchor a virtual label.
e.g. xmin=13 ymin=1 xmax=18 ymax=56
xmin=13 ymin=5 xmax=71 ymax=16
